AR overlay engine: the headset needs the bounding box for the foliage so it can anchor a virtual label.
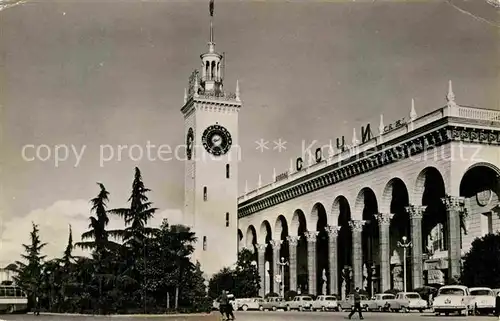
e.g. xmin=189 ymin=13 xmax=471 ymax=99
xmin=284 ymin=290 xmax=297 ymax=301
xmin=414 ymin=286 xmax=438 ymax=301
xmin=13 ymin=167 xmax=211 ymax=315
xmin=13 ymin=222 xmax=47 ymax=307
xmin=384 ymin=288 xmax=401 ymax=295
xmin=265 ymin=292 xmax=279 ymax=298
xmin=208 ymin=249 xmax=260 ymax=299
xmin=462 ymin=233 xmax=500 ymax=288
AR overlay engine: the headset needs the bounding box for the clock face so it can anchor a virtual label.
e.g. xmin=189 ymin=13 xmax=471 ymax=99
xmin=202 ymin=124 xmax=232 ymax=156
xmin=186 ymin=128 xmax=194 ymax=160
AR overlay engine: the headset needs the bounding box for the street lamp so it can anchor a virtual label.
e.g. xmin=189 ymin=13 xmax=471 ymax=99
xmin=397 ymin=236 xmax=412 ymax=293
xmin=203 ymin=280 xmax=209 ymax=296
xmin=277 ymin=257 xmax=288 ymax=298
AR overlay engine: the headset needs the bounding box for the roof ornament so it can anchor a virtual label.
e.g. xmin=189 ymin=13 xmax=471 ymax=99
xmin=410 ymin=98 xmax=417 ymax=121
xmin=446 ymin=80 xmax=457 ymax=108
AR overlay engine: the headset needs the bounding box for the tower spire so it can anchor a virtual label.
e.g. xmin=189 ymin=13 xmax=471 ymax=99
xmin=209 ymin=0 xmax=215 ymax=44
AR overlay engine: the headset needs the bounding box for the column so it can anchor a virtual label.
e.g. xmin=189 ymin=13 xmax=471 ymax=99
xmin=375 ymin=213 xmax=393 ymax=292
xmin=349 ymin=220 xmax=366 ymax=290
xmin=286 ymin=235 xmax=299 ymax=292
xmin=325 ymin=225 xmax=341 ymax=295
xmin=270 ymin=239 xmax=282 ymax=294
xmin=256 ymin=244 xmax=267 ymax=298
xmin=441 ymin=195 xmax=465 ymax=280
xmin=405 ymin=204 xmax=426 ymax=289
xmin=304 ymin=231 xmax=318 ymax=295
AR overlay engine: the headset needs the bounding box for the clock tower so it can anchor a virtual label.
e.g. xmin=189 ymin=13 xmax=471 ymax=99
xmin=181 ymin=0 xmax=241 ymax=278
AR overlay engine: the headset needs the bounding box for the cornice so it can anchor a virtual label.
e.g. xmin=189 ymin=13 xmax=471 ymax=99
xmin=237 ymin=124 xmax=500 ymax=218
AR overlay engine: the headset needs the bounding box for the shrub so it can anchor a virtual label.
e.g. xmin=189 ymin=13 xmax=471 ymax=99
xmin=264 ymin=292 xmax=279 ymax=298
xmin=414 ymin=286 xmax=438 ymax=301
xmin=284 ymin=290 xmax=297 ymax=301
xmin=384 ymin=288 xmax=401 ymax=295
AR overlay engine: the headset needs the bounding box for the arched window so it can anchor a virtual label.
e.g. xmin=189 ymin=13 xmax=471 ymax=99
xmin=203 ymin=186 xmax=207 ymax=201
xmin=203 ymin=236 xmax=207 ymax=250
xmin=226 ymin=212 xmax=229 ymax=227
xmin=226 ymin=164 xmax=230 ymax=179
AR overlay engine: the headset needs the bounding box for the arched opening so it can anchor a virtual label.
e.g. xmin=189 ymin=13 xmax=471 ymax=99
xmin=335 ymin=196 xmax=352 ymax=298
xmin=211 ymin=61 xmax=216 ymax=80
xmin=275 ymin=215 xmax=290 ymax=293
xmin=246 ymin=225 xmax=258 ymax=261
xmin=313 ymin=203 xmax=329 ymax=295
xmin=460 ymin=164 xmax=500 ymax=241
xmin=292 ymin=210 xmax=308 ymax=294
xmin=260 ymin=221 xmax=273 ymax=295
xmin=356 ymin=188 xmax=379 ymax=296
xmin=418 ymin=167 xmax=447 ymax=283
xmin=385 ymin=178 xmax=410 ymax=290
xmin=238 ymin=229 xmax=244 ymax=251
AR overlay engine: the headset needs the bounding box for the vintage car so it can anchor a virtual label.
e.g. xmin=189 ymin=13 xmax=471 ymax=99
xmin=284 ymin=295 xmax=314 ymax=311
xmin=470 ymin=287 xmax=496 ymax=315
xmin=311 ymin=295 xmax=339 ymax=311
xmin=385 ymin=292 xmax=427 ymax=312
xmin=234 ymin=297 xmax=265 ymax=311
xmin=365 ymin=293 xmax=395 ymax=311
xmin=260 ymin=296 xmax=285 ymax=311
xmin=432 ymin=285 xmax=474 ymax=316
xmin=337 ymin=294 xmax=370 ymax=311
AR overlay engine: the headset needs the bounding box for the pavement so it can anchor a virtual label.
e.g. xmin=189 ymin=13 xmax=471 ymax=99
xmin=0 ymin=311 xmax=497 ymax=321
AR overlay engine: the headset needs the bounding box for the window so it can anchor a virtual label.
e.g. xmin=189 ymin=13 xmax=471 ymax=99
xmin=203 ymin=186 xmax=207 ymax=201
xmin=226 ymin=164 xmax=230 ymax=178
xmin=203 ymin=236 xmax=207 ymax=250
xmin=226 ymin=212 xmax=229 ymax=227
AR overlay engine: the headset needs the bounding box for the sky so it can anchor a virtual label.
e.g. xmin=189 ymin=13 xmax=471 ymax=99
xmin=0 ymin=0 xmax=498 ymax=266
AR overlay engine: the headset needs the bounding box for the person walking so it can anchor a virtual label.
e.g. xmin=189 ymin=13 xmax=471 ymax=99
xmin=225 ymin=295 xmax=235 ymax=320
xmin=495 ymin=291 xmax=500 ymax=321
xmin=218 ymin=290 xmax=229 ymax=320
xmin=348 ymin=287 xmax=364 ymax=320
xmin=34 ymin=295 xmax=40 ymax=316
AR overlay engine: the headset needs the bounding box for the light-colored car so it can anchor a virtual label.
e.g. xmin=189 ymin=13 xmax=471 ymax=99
xmin=432 ymin=285 xmax=474 ymax=316
xmin=386 ymin=292 xmax=427 ymax=312
xmin=234 ymin=297 xmax=265 ymax=311
xmin=260 ymin=297 xmax=285 ymax=311
xmin=285 ymin=295 xmax=314 ymax=311
xmin=337 ymin=294 xmax=370 ymax=311
xmin=366 ymin=293 xmax=395 ymax=312
xmin=311 ymin=295 xmax=339 ymax=311
xmin=470 ymin=287 xmax=496 ymax=315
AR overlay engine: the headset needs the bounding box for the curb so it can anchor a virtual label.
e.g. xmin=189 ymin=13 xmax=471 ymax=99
xmin=28 ymin=312 xmax=218 ymax=318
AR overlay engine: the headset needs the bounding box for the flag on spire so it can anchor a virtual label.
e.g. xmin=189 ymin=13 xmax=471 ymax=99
xmin=209 ymin=0 xmax=214 ymax=17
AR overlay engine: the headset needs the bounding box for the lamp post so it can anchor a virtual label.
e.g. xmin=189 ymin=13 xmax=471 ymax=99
xmin=277 ymin=257 xmax=288 ymax=298
xmin=397 ymin=236 xmax=412 ymax=293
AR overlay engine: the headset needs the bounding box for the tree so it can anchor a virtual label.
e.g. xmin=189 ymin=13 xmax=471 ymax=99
xmin=462 ymin=233 xmax=500 ymax=288
xmin=14 ymin=222 xmax=47 ymax=306
xmin=208 ymin=249 xmax=260 ymax=299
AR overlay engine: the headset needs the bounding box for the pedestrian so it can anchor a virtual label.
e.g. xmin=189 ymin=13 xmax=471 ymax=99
xmin=34 ymin=295 xmax=40 ymax=316
xmin=225 ymin=295 xmax=235 ymax=320
xmin=348 ymin=287 xmax=364 ymax=320
xmin=495 ymin=291 xmax=500 ymax=321
xmin=218 ymin=290 xmax=229 ymax=320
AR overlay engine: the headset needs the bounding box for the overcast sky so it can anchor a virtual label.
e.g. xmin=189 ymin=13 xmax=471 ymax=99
xmin=0 ymin=0 xmax=498 ymax=266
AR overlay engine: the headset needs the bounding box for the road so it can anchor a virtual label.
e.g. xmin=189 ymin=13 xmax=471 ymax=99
xmin=0 ymin=311 xmax=494 ymax=321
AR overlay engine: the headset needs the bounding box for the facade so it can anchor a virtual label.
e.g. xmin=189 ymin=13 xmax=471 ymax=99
xmin=181 ymin=8 xmax=241 ymax=278
xmin=0 ymin=265 xmax=17 ymax=284
xmin=181 ymin=3 xmax=500 ymax=291
xmin=237 ymin=90 xmax=500 ymax=298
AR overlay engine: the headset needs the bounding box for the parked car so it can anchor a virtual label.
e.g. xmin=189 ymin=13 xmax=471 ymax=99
xmin=366 ymin=293 xmax=395 ymax=312
xmin=312 ymin=295 xmax=339 ymax=311
xmin=386 ymin=292 xmax=427 ymax=312
xmin=260 ymin=296 xmax=285 ymax=311
xmin=234 ymin=297 xmax=264 ymax=311
xmin=432 ymin=285 xmax=474 ymax=316
xmin=337 ymin=294 xmax=370 ymax=311
xmin=285 ymin=295 xmax=314 ymax=311
xmin=212 ymin=293 xmax=236 ymax=311
xmin=470 ymin=287 xmax=496 ymax=315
